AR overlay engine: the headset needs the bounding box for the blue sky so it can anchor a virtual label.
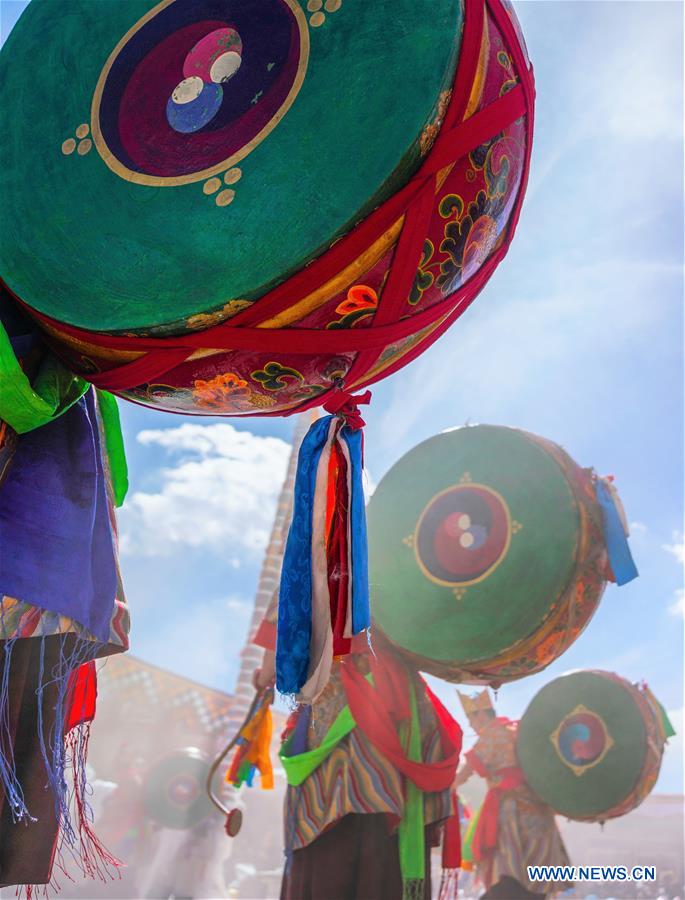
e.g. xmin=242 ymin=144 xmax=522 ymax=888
xmin=1 ymin=2 xmax=683 ymax=792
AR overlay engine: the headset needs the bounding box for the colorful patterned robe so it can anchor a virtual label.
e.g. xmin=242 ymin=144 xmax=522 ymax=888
xmin=254 ymin=594 xmax=455 ymax=855
xmin=283 ymin=653 xmax=455 ymax=855
xmin=465 ymin=718 xmax=571 ymax=893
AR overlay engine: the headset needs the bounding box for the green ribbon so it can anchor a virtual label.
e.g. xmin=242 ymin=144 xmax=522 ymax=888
xmin=398 ymin=679 xmax=425 ymax=900
xmin=461 ymin=802 xmax=481 ymax=866
xmin=279 ymin=675 xmax=427 ymax=897
xmin=0 ymin=320 xmax=128 ymax=506
xmin=657 ymin=700 xmax=676 ymax=739
xmin=280 ymin=704 xmax=356 ymax=784
xmin=95 ymin=389 xmax=129 ymax=508
xmin=0 ymin=319 xmax=87 ymax=433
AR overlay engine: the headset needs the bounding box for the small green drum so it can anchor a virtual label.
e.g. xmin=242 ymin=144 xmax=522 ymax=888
xmin=517 ymin=670 xmax=672 ymax=822
xmin=367 ymin=425 xmax=614 ymax=685
xmin=143 ymin=747 xmax=214 ymax=830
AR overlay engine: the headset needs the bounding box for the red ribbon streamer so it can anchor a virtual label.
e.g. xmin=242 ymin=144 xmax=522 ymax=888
xmin=322 ymin=388 xmax=372 ymax=430
xmin=64 ymin=661 xmax=97 ymax=732
xmin=463 ymin=743 xmax=525 ymax=862
xmin=341 ymin=652 xmax=462 ymax=792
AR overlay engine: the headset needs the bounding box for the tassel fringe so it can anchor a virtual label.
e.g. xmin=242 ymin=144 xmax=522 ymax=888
xmin=403 ymin=878 xmax=425 ymax=900
xmin=1 ymin=634 xmax=123 ymax=894
xmin=438 ymin=869 xmax=460 ymax=900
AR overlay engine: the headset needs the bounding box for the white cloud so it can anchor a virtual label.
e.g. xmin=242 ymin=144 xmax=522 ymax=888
xmin=663 ymin=531 xmax=685 ymax=565
xmin=630 ymin=522 xmax=648 ymax=534
xmin=668 ymin=588 xmax=684 ymax=618
xmin=120 ymin=424 xmax=290 ymax=558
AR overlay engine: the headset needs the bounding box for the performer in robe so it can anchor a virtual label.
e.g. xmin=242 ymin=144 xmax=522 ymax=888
xmin=0 ymin=300 xmax=129 ymax=888
xmin=454 ymin=690 xmax=571 ymax=900
xmin=253 ymin=611 xmax=463 ymax=900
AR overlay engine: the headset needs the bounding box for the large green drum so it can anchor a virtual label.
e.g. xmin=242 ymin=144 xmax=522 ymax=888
xmin=367 ymin=425 xmax=615 ymax=684
xmin=0 ymin=0 xmax=533 ymax=416
xmin=517 ymin=671 xmax=671 ymax=822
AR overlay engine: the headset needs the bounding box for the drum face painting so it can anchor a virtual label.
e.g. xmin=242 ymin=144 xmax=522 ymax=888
xmin=517 ymin=671 xmax=669 ymax=821
xmin=0 ymin=0 xmax=533 ymax=415
xmin=143 ymin=748 xmax=214 ymax=830
xmin=366 ymin=425 xmax=610 ymax=685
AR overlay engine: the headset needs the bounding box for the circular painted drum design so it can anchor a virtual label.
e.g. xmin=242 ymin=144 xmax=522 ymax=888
xmin=517 ymin=671 xmax=670 ymax=821
xmin=143 ymin=748 xmax=214 ymax=830
xmin=0 ymin=0 xmax=533 ymax=416
xmin=366 ymin=425 xmax=613 ymax=685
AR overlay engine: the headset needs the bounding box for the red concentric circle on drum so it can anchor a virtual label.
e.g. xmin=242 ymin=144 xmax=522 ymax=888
xmin=414 ymin=484 xmax=511 ymax=586
xmin=168 ymin=773 xmax=200 ymax=807
xmin=555 ymin=709 xmax=612 ymax=772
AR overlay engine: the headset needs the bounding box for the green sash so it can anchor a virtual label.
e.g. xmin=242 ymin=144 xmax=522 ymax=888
xmin=0 ymin=319 xmax=87 ymax=433
xmin=279 ymin=677 xmax=426 ymax=897
xmin=0 ymin=320 xmax=128 ymax=506
xmin=96 ymin=389 xmax=129 ymax=508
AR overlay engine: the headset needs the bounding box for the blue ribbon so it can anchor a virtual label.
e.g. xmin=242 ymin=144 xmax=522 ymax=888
xmin=276 ymin=415 xmax=371 ymax=695
xmin=341 ymin=426 xmax=370 ymax=635
xmin=595 ymin=480 xmax=638 ymax=586
xmin=276 ymin=417 xmax=330 ymax=695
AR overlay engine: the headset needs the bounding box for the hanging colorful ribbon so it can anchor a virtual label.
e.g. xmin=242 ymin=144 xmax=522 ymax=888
xmin=63 ymin=661 xmax=123 ymax=881
xmin=277 ymin=389 xmax=371 ymax=701
xmin=225 ymin=690 xmax=274 ymax=790
xmin=595 ymin=477 xmax=638 ymax=586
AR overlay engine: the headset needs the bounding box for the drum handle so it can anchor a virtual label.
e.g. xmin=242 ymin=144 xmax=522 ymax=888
xmin=205 ymin=687 xmax=273 ymax=816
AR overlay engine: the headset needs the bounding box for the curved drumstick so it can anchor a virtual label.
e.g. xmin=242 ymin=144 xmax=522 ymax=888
xmin=205 ymin=686 xmax=274 ymax=837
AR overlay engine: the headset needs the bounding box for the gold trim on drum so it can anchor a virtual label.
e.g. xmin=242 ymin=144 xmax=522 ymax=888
xmin=258 ymin=217 xmax=405 ymax=328
xmin=550 ymin=704 xmax=614 ymax=777
xmin=350 ymin=316 xmax=448 ymax=388
xmin=463 ymin=14 xmax=490 ymax=120
xmin=41 ymin=321 xmax=144 ymax=363
xmin=412 ymin=483 xmax=513 ymax=588
xmin=90 ymin=0 xmax=310 ymax=187
xmin=389 ymin=440 xmax=606 ymax=685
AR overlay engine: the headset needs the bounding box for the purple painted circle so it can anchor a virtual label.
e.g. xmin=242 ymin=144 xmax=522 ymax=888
xmin=96 ymin=0 xmax=302 ymax=179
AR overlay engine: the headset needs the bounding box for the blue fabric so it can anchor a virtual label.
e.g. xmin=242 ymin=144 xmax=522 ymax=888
xmin=0 ymin=389 xmax=117 ymax=642
xmin=595 ymin=480 xmax=639 ymax=586
xmin=277 ymin=416 xmax=331 ymax=695
xmin=341 ymin=427 xmax=370 ymax=635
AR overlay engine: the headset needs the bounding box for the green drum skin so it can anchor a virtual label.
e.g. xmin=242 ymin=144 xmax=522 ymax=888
xmin=143 ymin=748 xmax=214 ymax=830
xmin=367 ymin=425 xmax=609 ymax=684
xmin=517 ymin=671 xmax=668 ymax=821
xmin=0 ymin=0 xmax=461 ymax=332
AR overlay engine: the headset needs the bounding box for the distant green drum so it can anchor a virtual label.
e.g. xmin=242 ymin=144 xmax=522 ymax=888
xmin=367 ymin=425 xmax=611 ymax=684
xmin=517 ymin=670 xmax=670 ymax=821
xmin=143 ymin=748 xmax=214 ymax=830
